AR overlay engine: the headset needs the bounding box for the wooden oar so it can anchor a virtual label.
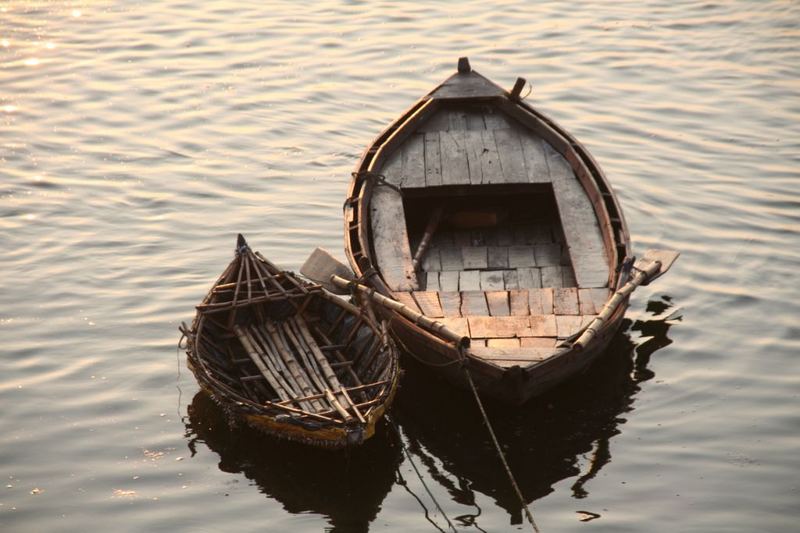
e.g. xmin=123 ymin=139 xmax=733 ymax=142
xmin=573 ymin=249 xmax=679 ymax=350
xmin=301 ymin=248 xmax=469 ymax=348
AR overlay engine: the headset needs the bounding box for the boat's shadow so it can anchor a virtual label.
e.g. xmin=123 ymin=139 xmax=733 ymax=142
xmin=393 ymin=296 xmax=679 ymax=525
xmin=185 ymin=391 xmax=403 ymax=532
xmin=183 ymin=296 xmax=678 ymax=529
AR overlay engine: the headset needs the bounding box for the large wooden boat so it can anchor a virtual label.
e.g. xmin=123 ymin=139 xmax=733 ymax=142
xmin=182 ymin=235 xmax=399 ymax=447
xmin=343 ymin=58 xmax=675 ymax=405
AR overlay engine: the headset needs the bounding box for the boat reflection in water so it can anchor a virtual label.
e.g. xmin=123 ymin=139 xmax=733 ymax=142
xmin=393 ymin=296 xmax=679 ymax=526
xmin=185 ymin=391 xmax=403 ymax=531
xmin=185 ymin=296 xmax=677 ymax=529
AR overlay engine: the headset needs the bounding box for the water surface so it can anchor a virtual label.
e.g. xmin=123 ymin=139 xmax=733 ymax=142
xmin=2 ymin=1 xmax=799 ymax=531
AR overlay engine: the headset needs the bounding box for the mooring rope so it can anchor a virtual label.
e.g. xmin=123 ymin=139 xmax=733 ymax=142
xmin=458 ymin=346 xmax=540 ymax=533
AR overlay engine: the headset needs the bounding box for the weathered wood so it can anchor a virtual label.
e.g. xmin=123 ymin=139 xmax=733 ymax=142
xmin=519 ymin=134 xmax=550 ymax=183
xmin=534 ymin=243 xmax=561 ymax=266
xmin=484 ymin=110 xmax=514 ymax=130
xmin=562 ymin=267 xmax=578 ymax=288
xmin=517 ymin=267 xmax=542 ymax=289
xmin=543 ymin=141 xmax=572 ymax=181
xmin=459 ymin=270 xmax=481 ymax=291
xmin=509 ymin=290 xmax=530 ymax=316
xmin=439 ymin=317 xmax=470 ymax=337
xmin=418 ymin=110 xmax=450 ymax=132
xmin=487 ymin=338 xmax=521 ymax=348
xmin=486 ymin=291 xmax=510 ymax=316
xmin=508 ymin=246 xmax=536 ymax=268
xmin=439 ymin=270 xmax=460 ymax=291
xmin=379 ymin=145 xmax=404 ymax=186
xmin=401 ymin=133 xmax=426 ymax=188
xmin=520 ymin=337 xmax=557 ymax=348
xmin=503 ymin=269 xmax=519 ymax=290
xmin=469 ymin=346 xmax=553 ymax=363
xmin=462 ymin=246 xmax=488 ymax=269
xmin=556 ymin=315 xmax=584 ymax=338
xmin=425 ymin=271 xmax=441 ymax=292
xmin=589 ymin=287 xmax=609 ymax=310
xmin=540 ymin=265 xmax=564 ymax=288
xmin=421 ymin=248 xmax=441 ymax=271
xmin=412 ymin=207 xmax=444 ymax=272
xmin=488 ymin=246 xmax=509 ymax=268
xmin=439 ymin=247 xmax=464 ymax=271
xmin=461 ymin=291 xmax=489 ymax=315
xmin=465 ymin=109 xmax=486 ymax=130
xmin=494 ymin=128 xmax=527 ymax=183
xmin=577 ymin=288 xmax=597 ymax=314
xmin=529 ymin=314 xmax=558 ymax=336
xmin=394 ymin=292 xmax=422 ymax=313
xmin=479 ymin=129 xmax=502 ymax=184
xmin=413 ymin=291 xmax=444 ymax=318
xmin=440 ymin=130 xmax=470 ymax=186
xmin=528 ymin=288 xmax=554 ymax=314
xmin=424 ymin=132 xmax=443 ymax=186
xmin=439 ymin=291 xmax=462 ymax=316
xmin=464 ymin=130 xmax=485 ymax=184
xmin=430 ymin=71 xmax=506 ymax=99
xmin=234 ymin=325 xmax=291 ymax=402
xmin=553 ymin=287 xmax=580 ymax=315
xmin=370 ymin=186 xmax=418 ymax=291
xmin=480 ymin=271 xmax=504 ymax=291
xmin=468 ymin=316 xmax=532 ymax=338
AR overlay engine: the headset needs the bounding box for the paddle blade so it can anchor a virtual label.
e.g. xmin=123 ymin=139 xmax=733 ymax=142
xmin=300 ymin=248 xmax=355 ymax=294
xmin=638 ymin=249 xmax=680 ymax=285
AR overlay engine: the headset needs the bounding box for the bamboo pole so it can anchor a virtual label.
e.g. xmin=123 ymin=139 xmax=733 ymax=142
xmin=234 ymin=325 xmax=290 ymax=402
xmin=265 ymin=322 xmax=327 ymax=412
xmin=330 ymin=275 xmax=468 ymax=347
xmin=249 ymin=326 xmax=303 ymax=401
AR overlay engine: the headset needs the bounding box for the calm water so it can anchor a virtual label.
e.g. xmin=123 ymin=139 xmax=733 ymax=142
xmin=2 ymin=1 xmax=798 ymax=531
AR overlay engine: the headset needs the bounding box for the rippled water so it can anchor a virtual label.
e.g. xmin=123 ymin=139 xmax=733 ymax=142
xmin=2 ymin=1 xmax=798 ymax=531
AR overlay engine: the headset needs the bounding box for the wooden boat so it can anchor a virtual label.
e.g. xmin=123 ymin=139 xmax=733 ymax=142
xmin=343 ymin=58 xmax=677 ymax=405
xmin=181 ymin=235 xmax=399 ymax=447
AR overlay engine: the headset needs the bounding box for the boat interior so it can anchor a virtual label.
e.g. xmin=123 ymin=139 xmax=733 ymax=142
xmin=366 ymin=101 xmax=613 ymax=366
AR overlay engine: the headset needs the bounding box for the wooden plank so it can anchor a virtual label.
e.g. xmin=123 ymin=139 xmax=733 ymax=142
xmin=425 ymin=271 xmax=441 ymax=292
xmin=533 ymin=225 xmax=553 ymax=244
xmin=487 ymin=246 xmax=509 ymax=268
xmin=394 ymin=292 xmax=421 ymax=313
xmin=380 ymin=147 xmax=404 ymax=187
xmin=480 ymin=271 xmax=504 ymax=291
xmin=462 ymin=246 xmax=488 ymax=269
xmin=540 ymin=266 xmax=564 ymax=288
xmin=556 ymin=315 xmax=583 ymax=338
xmin=577 ymin=288 xmax=597 ymax=315
xmin=483 ymin=109 xmax=514 ymax=130
xmin=469 ymin=346 xmax=553 ymax=363
xmin=520 ymin=337 xmax=557 ymax=348
xmin=461 ymin=291 xmax=488 ymax=316
xmin=508 ymin=246 xmax=536 ymax=268
xmin=439 ymin=317 xmax=469 ymax=337
xmin=553 ymin=287 xmax=580 ymax=315
xmin=509 ymin=290 xmax=529 ymax=316
xmin=465 ymin=109 xmax=486 ymax=130
xmin=494 ymin=128 xmax=527 ymax=183
xmin=529 ymin=314 xmax=557 ymax=336
xmin=418 ymin=110 xmax=450 ymax=132
xmin=439 ymin=291 xmax=462 ymax=317
xmin=413 ymin=291 xmax=444 ymax=318
xmin=534 ymin=243 xmax=561 ymax=266
xmin=467 ymin=316 xmax=531 ymax=338
xmin=424 ymin=132 xmax=443 ymax=187
xmin=439 ymin=247 xmax=463 ymax=271
xmin=421 ymin=248 xmax=441 ymax=272
xmin=543 ymin=141 xmax=573 ymax=181
xmin=431 ymin=72 xmax=506 ymax=100
xmin=563 ymin=267 xmax=578 ymax=288
xmin=528 ymin=288 xmax=554 ymax=314
xmin=400 ymin=133 xmax=426 ymax=188
xmin=447 ymin=109 xmax=467 ymax=130
xmin=517 ymin=267 xmax=542 ymax=289
xmin=370 ymin=186 xmax=418 ymax=290
xmin=589 ymin=288 xmax=609 ymax=310
xmin=459 ymin=270 xmax=481 ymax=291
xmin=496 ymin=226 xmax=514 ymax=246
xmin=503 ymin=270 xmax=519 ymax=290
xmin=464 ymin=130 xmax=485 ymax=184
xmin=486 ymin=291 xmax=510 ymax=316
xmin=479 ymin=129 xmax=502 ymax=184
xmin=487 ymin=338 xmax=521 ymax=348
xmin=438 ymin=270 xmax=460 ymax=292
xmin=440 ymin=130 xmax=469 ymax=186
xmin=453 ymin=230 xmax=472 ymax=247
xmin=519 ymin=134 xmax=550 ymax=183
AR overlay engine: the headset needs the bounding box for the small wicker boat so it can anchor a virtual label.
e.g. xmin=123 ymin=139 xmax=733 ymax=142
xmin=182 ymin=235 xmax=399 ymax=448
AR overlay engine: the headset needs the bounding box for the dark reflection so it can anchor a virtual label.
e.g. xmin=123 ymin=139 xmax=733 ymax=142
xmin=393 ymin=296 xmax=679 ymax=526
xmin=185 ymin=391 xmax=403 ymax=533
